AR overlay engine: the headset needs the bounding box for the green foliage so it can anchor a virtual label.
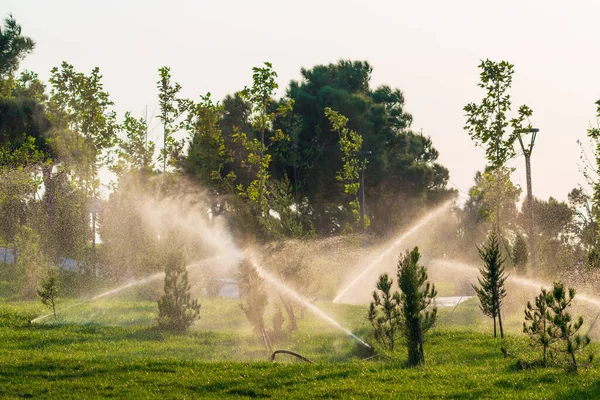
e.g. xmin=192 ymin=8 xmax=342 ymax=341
xmin=0 ymin=14 xmax=35 ymax=97
xmin=157 ymin=251 xmax=201 ymax=333
xmin=37 ymin=266 xmax=59 ymax=319
xmin=3 ymin=299 xmax=600 ymax=398
xmin=546 ymin=282 xmax=592 ymax=371
xmin=15 ymin=225 xmax=48 ymax=299
xmin=523 ymin=288 xmax=554 ymax=366
xmin=157 ymin=66 xmax=186 ymax=173
xmin=513 ymin=234 xmax=528 ymax=273
xmin=112 ymin=112 xmax=154 ymax=175
xmin=397 ymin=247 xmax=437 ymax=366
xmin=472 ymin=231 xmax=508 ymax=338
xmin=324 ymin=107 xmax=368 ymax=231
xmin=368 ymin=273 xmax=402 ymax=351
xmin=283 ymin=60 xmax=448 ymax=234
xmin=48 ymin=62 xmax=118 ymax=193
xmin=238 ymin=260 xmax=272 ymax=352
xmin=464 ymin=60 xmax=531 ymax=170
xmin=235 ymin=62 xmax=293 ymax=215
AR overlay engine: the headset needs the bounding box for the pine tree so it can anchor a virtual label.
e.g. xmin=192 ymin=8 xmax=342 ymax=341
xmin=157 ymin=251 xmax=201 ymax=333
xmin=523 ymin=288 xmax=555 ymax=365
xmin=397 ymin=247 xmax=437 ymax=366
xmin=547 ymin=282 xmax=592 ymax=371
xmin=473 ymin=231 xmax=508 ymax=338
xmin=37 ymin=266 xmax=59 ymax=320
xmin=368 ymin=273 xmax=402 ymax=351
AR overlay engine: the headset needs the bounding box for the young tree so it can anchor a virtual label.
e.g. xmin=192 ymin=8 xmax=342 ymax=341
xmin=157 ymin=250 xmax=201 ymax=332
xmin=473 ymin=231 xmax=508 ymax=338
xmin=547 ymin=282 xmax=592 ymax=371
xmin=397 ymin=247 xmax=437 ymax=366
xmin=464 ymin=60 xmax=532 ymax=239
xmin=325 ymin=107 xmax=368 ymax=231
xmin=238 ymin=260 xmax=272 ymax=352
xmin=37 ymin=266 xmax=59 ymax=320
xmin=368 ymin=273 xmax=402 ymax=351
xmin=235 ymin=62 xmax=293 ymax=216
xmin=15 ymin=225 xmax=48 ymax=299
xmin=523 ymin=288 xmax=555 ymax=366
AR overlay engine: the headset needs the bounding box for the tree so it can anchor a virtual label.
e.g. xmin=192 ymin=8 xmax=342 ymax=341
xmin=15 ymin=225 xmax=48 ymax=299
xmin=235 ymin=62 xmax=292 ymax=216
xmin=325 ymin=107 xmax=368 ymax=231
xmin=112 ymin=111 xmax=155 ymax=176
xmin=523 ymin=288 xmax=555 ymax=366
xmin=238 ymin=260 xmax=271 ymax=352
xmin=0 ymin=14 xmax=35 ymax=97
xmin=513 ymin=233 xmax=528 ymax=274
xmin=157 ymin=66 xmax=186 ymax=175
xmin=37 ymin=266 xmax=59 ymax=320
xmin=473 ymin=231 xmax=508 ymax=338
xmin=282 ymin=60 xmax=448 ymax=235
xmin=48 ymin=63 xmax=119 ymax=261
xmin=183 ymin=92 xmax=233 ymax=217
xmin=547 ymin=282 xmax=592 ymax=371
xmin=368 ymin=273 xmax=402 ymax=351
xmin=397 ymin=247 xmax=437 ymax=366
xmin=464 ymin=60 xmax=532 ymax=240
xmin=157 ymin=250 xmax=201 ymax=332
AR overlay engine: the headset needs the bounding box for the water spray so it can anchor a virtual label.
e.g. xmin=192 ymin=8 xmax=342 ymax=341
xmin=247 ymin=255 xmax=372 ymax=349
xmin=31 ymin=255 xmax=228 ymax=324
xmin=435 ymin=259 xmax=600 ymax=310
xmin=333 ymin=200 xmax=453 ymax=304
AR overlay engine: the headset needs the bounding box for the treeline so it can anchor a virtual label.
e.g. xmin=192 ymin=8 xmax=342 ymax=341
xmin=0 ymin=15 xmax=451 ymax=289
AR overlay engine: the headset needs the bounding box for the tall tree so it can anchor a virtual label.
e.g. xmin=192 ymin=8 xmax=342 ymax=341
xmin=282 ymin=60 xmax=448 ymax=234
xmin=48 ymin=63 xmax=119 ymax=258
xmin=157 ymin=66 xmax=186 ymax=175
xmin=235 ymin=62 xmax=292 ymax=215
xmin=464 ymin=60 xmax=532 ymax=238
xmin=0 ymin=14 xmax=35 ymax=97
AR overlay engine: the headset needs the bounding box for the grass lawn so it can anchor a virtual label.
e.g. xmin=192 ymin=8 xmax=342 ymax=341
xmin=2 ymin=296 xmax=600 ymax=399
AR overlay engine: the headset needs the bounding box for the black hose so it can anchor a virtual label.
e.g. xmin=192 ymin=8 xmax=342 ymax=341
xmin=269 ymin=350 xmax=314 ymax=364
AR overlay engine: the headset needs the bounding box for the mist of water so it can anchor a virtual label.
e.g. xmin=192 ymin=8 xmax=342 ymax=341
xmin=246 ymin=254 xmax=371 ymax=348
xmin=333 ymin=200 xmax=453 ymax=304
xmin=31 ymin=254 xmax=229 ymax=323
xmin=433 ymin=259 xmax=600 ymax=310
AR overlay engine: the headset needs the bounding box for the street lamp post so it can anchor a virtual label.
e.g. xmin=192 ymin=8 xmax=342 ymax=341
xmin=517 ymin=127 xmax=539 ymax=277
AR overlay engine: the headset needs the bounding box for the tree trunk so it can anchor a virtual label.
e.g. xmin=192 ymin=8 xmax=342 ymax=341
xmin=496 ymin=301 xmax=504 ymax=339
xmin=280 ymin=295 xmax=297 ymax=332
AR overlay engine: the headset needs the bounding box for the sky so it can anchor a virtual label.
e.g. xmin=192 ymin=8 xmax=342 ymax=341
xmin=4 ymin=0 xmax=600 ymax=202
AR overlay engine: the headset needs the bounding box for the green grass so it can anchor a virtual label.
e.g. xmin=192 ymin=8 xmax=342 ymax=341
xmin=2 ymin=297 xmax=600 ymax=399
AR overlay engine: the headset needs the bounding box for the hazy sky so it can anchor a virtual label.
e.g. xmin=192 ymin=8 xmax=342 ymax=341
xmin=4 ymin=0 xmax=600 ymax=202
